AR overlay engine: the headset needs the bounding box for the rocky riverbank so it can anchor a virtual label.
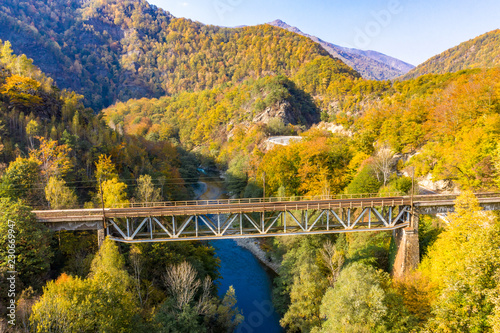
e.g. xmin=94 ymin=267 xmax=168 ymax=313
xmin=234 ymin=238 xmax=280 ymax=274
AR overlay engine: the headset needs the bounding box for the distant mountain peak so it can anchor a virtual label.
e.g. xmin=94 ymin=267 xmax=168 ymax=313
xmin=269 ymin=19 xmax=286 ymax=26
xmin=269 ymin=20 xmax=308 ymax=35
xmin=268 ymin=19 xmax=414 ymax=80
xmin=269 ymin=19 xmax=290 ymax=28
xmin=268 ymin=19 xmax=303 ymax=34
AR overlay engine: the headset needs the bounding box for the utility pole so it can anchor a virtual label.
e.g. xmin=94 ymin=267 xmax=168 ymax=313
xmin=262 ymin=172 xmax=266 ymax=200
xmin=99 ymin=177 xmax=105 ymax=213
xmin=98 ymin=177 xmax=106 ymax=247
xmin=410 ymin=166 xmax=415 ymax=229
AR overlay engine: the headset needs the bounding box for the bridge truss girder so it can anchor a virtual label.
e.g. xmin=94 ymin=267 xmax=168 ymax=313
xmin=107 ymin=205 xmax=411 ymax=243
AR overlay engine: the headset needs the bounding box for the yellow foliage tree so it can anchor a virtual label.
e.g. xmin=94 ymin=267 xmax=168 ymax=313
xmin=30 ymin=238 xmax=137 ymax=332
xmin=0 ymin=74 xmax=42 ymax=106
xmin=94 ymin=154 xmax=118 ymax=183
xmin=45 ymin=176 xmax=78 ymax=209
xmin=134 ymin=174 xmax=161 ymax=203
xmin=29 ymin=137 xmax=72 ymax=182
xmin=25 ymin=119 xmax=40 ymax=150
xmin=100 ymin=178 xmax=129 ymax=208
xmin=420 ymin=191 xmax=500 ymax=332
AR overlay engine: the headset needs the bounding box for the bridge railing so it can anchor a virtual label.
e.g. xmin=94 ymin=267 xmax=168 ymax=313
xmin=32 ymin=192 xmax=404 ymax=211
xmin=32 ymin=208 xmax=105 ymax=219
xmin=99 ymin=191 xmax=500 ymax=209
xmin=32 ymin=192 xmax=500 ymax=212
xmin=110 ymin=192 xmax=407 ymax=209
xmin=413 ymin=192 xmax=500 ymax=203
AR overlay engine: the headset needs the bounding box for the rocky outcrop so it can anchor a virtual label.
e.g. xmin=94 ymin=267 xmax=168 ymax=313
xmin=234 ymin=238 xmax=280 ymax=274
xmin=418 ymin=174 xmax=459 ymax=194
xmin=312 ymin=122 xmax=353 ymax=136
xmin=252 ymin=99 xmax=318 ymax=125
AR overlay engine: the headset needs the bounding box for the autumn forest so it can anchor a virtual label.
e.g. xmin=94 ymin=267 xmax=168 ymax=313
xmin=1 ymin=0 xmax=500 ymax=332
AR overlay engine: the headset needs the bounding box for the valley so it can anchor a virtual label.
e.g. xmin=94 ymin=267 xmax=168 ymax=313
xmin=1 ymin=0 xmax=500 ymax=332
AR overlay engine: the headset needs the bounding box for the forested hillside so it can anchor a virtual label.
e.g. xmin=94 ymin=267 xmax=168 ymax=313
xmin=245 ymin=68 xmax=500 ymax=200
xmin=246 ymin=67 xmax=500 ymax=333
xmin=0 ymin=40 xmax=242 ymax=332
xmin=0 ymin=0 xmax=336 ymax=111
xmin=103 ymin=58 xmax=500 ymax=199
xmin=1 ymin=0 xmax=500 ymax=332
xmin=402 ymin=29 xmax=500 ymax=79
xmin=357 ymin=68 xmax=500 ymax=190
xmin=0 ymin=39 xmax=199 ymax=204
xmin=103 ymin=56 xmax=361 ymax=152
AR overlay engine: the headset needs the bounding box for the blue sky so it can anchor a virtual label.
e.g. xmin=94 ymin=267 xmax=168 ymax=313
xmin=148 ymin=0 xmax=500 ymax=66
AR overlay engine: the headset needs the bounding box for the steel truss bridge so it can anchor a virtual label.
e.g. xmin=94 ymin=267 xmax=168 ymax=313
xmin=33 ymin=193 xmax=500 ymax=243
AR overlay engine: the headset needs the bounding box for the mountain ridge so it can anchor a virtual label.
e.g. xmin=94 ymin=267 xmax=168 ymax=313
xmin=401 ymin=29 xmax=500 ymax=79
xmin=0 ymin=0 xmax=341 ymax=111
xmin=268 ymin=19 xmax=414 ymax=80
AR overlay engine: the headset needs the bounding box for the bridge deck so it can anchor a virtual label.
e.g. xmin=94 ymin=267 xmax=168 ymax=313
xmin=34 ymin=196 xmax=411 ymax=222
xmin=33 ymin=192 xmax=500 ymax=223
xmin=32 ymin=193 xmax=500 ymax=242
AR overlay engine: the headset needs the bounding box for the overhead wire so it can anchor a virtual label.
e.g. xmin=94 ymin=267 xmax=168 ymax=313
xmin=0 ymin=177 xmax=251 ymax=191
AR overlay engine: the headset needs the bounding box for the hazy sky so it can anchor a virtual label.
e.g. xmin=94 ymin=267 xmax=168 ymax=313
xmin=147 ymin=0 xmax=500 ymax=66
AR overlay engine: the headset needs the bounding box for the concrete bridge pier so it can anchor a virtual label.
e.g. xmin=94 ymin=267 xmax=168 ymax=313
xmin=97 ymin=227 xmax=106 ymax=247
xmin=392 ymin=212 xmax=419 ymax=279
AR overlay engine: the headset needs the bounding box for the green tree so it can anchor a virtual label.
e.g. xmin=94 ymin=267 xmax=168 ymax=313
xmin=225 ymin=154 xmax=249 ymax=197
xmin=154 ymin=301 xmax=206 ymax=333
xmin=379 ymin=176 xmax=413 ymax=196
xmin=135 ymin=174 xmax=162 ymax=203
xmin=318 ymin=262 xmax=414 ymax=333
xmin=30 ymin=238 xmax=138 ymax=332
xmin=212 ymin=286 xmax=243 ymax=332
xmin=0 ymin=157 xmax=40 ymax=203
xmin=319 ymin=263 xmax=387 ymax=333
xmin=266 ymin=117 xmax=288 ymax=136
xmin=345 ymin=165 xmax=382 ymax=195
xmin=280 ymin=264 xmax=328 ymax=332
xmin=45 ymin=176 xmax=78 ymax=209
xmin=272 ymin=235 xmax=328 ymax=316
xmin=154 ymin=261 xmax=243 ymax=332
xmin=0 ymin=198 xmax=53 ymax=287
xmin=346 ymin=231 xmax=392 ymax=271
xmin=133 ymin=241 xmax=221 ymax=298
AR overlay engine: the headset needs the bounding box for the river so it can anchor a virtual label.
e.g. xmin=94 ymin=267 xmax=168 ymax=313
xmin=197 ymin=179 xmax=283 ymax=333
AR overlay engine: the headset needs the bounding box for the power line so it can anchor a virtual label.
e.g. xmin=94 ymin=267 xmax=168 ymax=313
xmin=0 ymin=179 xmax=249 ymax=191
xmin=0 ymin=175 xmax=237 ymax=188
